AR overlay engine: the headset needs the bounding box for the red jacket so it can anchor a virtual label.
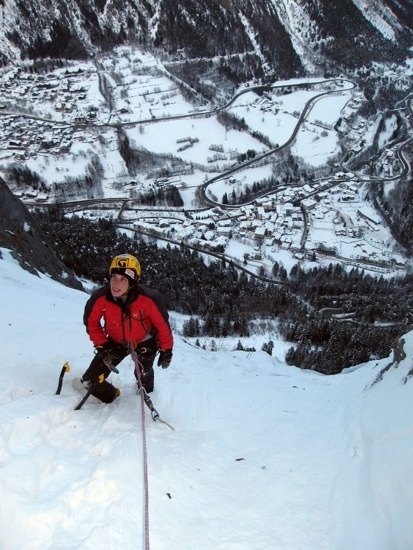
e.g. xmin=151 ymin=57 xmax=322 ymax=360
xmin=84 ymin=284 xmax=173 ymax=350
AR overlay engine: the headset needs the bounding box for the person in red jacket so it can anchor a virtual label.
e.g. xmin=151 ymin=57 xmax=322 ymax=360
xmin=81 ymin=253 xmax=173 ymax=403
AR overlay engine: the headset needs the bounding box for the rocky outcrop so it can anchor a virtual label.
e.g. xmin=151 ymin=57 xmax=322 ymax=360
xmin=0 ymin=177 xmax=83 ymax=290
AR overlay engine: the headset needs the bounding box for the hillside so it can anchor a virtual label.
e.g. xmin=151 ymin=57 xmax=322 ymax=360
xmin=0 ymin=0 xmax=411 ymax=81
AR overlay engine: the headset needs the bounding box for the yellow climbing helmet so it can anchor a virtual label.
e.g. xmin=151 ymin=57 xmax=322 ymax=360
xmin=109 ymin=253 xmax=141 ymax=283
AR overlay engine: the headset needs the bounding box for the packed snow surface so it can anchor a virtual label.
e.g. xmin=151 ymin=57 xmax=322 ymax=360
xmin=1 ymin=248 xmax=413 ymax=549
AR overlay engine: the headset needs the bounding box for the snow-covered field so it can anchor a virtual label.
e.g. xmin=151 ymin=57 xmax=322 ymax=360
xmin=1 ymin=248 xmax=413 ymax=549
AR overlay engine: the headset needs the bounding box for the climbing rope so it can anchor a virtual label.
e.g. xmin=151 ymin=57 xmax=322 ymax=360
xmin=128 ymin=344 xmax=175 ymax=547
xmin=129 ymin=344 xmax=151 ymax=550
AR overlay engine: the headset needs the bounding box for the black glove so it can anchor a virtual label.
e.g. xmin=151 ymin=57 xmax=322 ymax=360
xmin=95 ymin=342 xmax=119 ymax=374
xmin=157 ymin=349 xmax=173 ymax=369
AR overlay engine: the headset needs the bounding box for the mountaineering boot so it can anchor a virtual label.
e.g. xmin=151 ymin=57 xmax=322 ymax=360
xmin=81 ymin=377 xmax=120 ymax=403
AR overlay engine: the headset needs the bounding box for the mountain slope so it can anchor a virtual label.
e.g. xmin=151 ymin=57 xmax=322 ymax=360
xmin=0 ymin=0 xmax=411 ymax=78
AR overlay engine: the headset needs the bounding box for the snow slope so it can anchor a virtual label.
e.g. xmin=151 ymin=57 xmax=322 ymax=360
xmin=1 ymin=247 xmax=413 ymax=550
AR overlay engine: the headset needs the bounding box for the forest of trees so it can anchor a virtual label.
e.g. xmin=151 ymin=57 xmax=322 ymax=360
xmin=34 ymin=211 xmax=412 ymax=375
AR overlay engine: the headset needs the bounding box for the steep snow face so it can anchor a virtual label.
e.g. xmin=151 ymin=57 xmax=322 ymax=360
xmin=237 ymin=10 xmax=271 ymax=73
xmin=268 ymin=0 xmax=322 ymax=73
xmin=270 ymin=0 xmax=410 ymax=51
xmin=148 ymin=0 xmax=163 ymax=40
xmin=351 ymin=0 xmax=400 ymax=41
xmin=2 ymin=248 xmax=413 ymax=548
